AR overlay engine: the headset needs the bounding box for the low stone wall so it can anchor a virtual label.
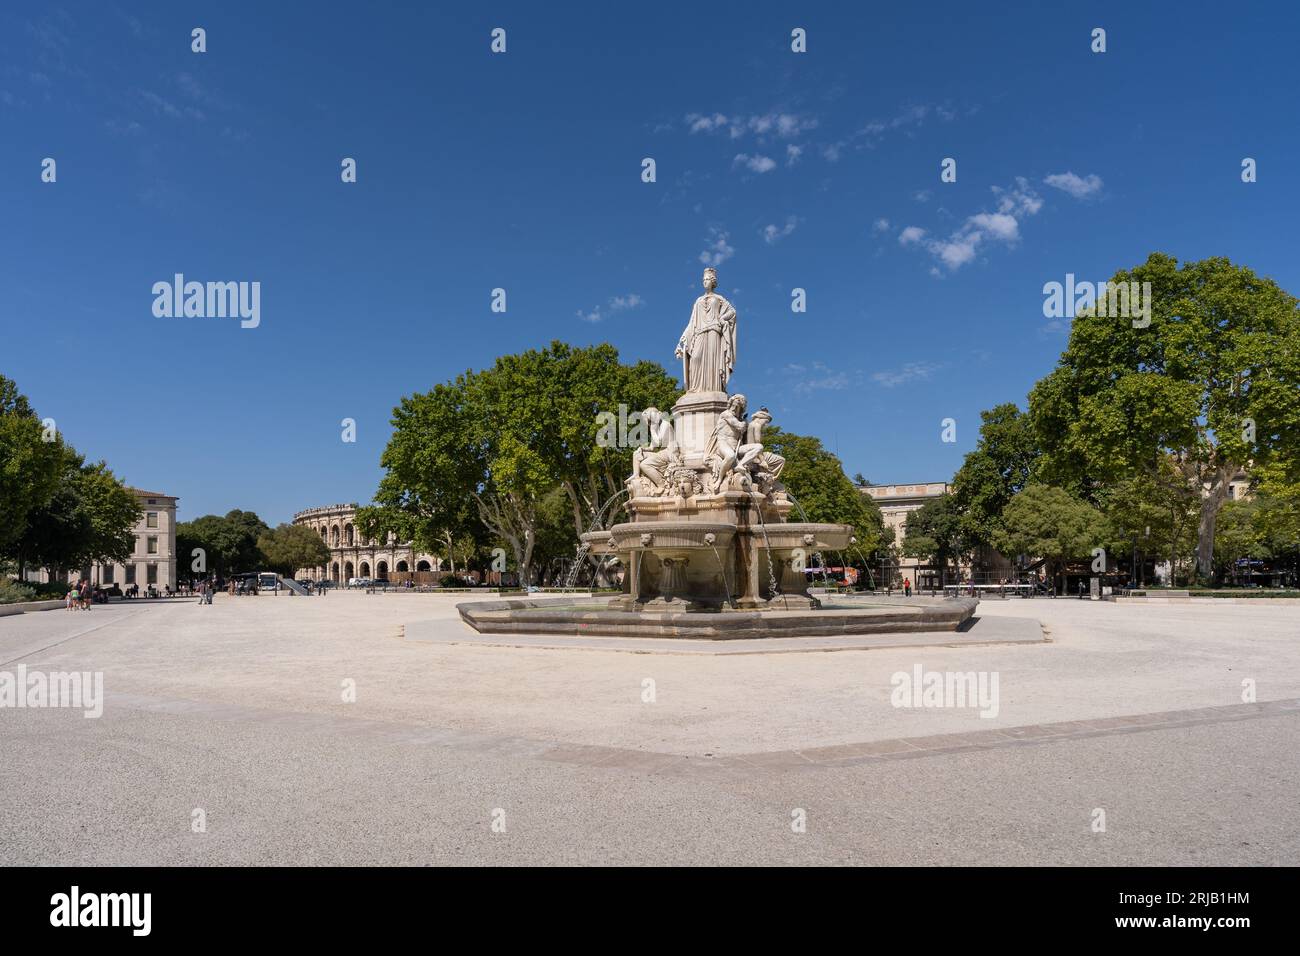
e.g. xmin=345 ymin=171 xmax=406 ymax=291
xmin=1117 ymin=596 xmax=1300 ymax=606
xmin=0 ymin=599 xmax=66 ymax=617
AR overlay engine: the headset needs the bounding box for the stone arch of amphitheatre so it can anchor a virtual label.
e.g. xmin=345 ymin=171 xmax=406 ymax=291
xmin=292 ymin=504 xmax=445 ymax=584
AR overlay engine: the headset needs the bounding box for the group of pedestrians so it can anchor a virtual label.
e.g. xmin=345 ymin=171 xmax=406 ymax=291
xmin=194 ymin=580 xmax=215 ymax=605
xmin=64 ymin=579 xmax=94 ymax=611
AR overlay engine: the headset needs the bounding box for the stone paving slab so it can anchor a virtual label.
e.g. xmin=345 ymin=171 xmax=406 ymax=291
xmin=89 ymin=687 xmax=1300 ymax=781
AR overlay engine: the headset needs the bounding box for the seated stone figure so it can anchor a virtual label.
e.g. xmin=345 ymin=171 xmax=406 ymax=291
xmin=705 ymin=394 xmax=784 ymax=493
xmin=746 ymin=406 xmax=785 ymax=488
xmin=630 ymin=407 xmax=678 ymax=497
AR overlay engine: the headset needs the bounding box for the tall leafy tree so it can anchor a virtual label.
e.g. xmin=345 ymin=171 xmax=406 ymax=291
xmin=14 ymin=451 xmax=141 ymax=576
xmin=370 ymin=342 xmax=678 ymax=584
xmin=1097 ymin=459 xmax=1199 ymax=584
xmin=951 ymin=402 xmax=1037 ymax=550
xmin=994 ymin=485 xmax=1107 ymax=589
xmin=763 ymin=427 xmax=885 ymax=556
xmin=0 ymin=375 xmax=64 ymax=558
xmin=358 ymin=378 xmax=490 ymax=572
xmin=1213 ymin=499 xmax=1265 ymax=582
xmin=257 ymin=523 xmax=331 ymax=577
xmin=902 ymin=494 xmax=969 ymax=581
xmin=1029 ymin=254 xmax=1300 ymax=581
xmin=176 ymin=510 xmax=269 ymax=576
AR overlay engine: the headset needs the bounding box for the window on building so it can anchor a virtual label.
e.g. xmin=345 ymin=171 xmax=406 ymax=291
xmin=125 ymin=565 xmax=136 ymax=584
xmin=103 ymin=565 xmax=115 ymax=584
xmin=147 ymin=536 xmax=158 ymax=555
xmin=147 ymin=499 xmax=156 ymax=505
xmin=146 ymin=565 xmax=158 ymax=585
xmin=147 ymin=512 xmax=158 ymax=528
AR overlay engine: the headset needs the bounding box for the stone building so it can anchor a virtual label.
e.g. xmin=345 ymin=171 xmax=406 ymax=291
xmin=25 ymin=488 xmax=179 ymax=591
xmin=861 ymin=482 xmax=950 ymax=587
xmin=861 ymin=481 xmax=1013 ymax=587
xmin=292 ymin=503 xmax=446 ymax=584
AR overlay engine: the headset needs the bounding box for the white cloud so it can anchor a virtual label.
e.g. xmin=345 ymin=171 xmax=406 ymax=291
xmin=967 ymin=212 xmax=1019 ymax=242
xmin=930 ymin=235 xmax=980 ymax=270
xmin=913 ymin=189 xmax=932 ymax=203
xmin=733 ymin=153 xmax=777 ymax=174
xmin=782 ymin=361 xmax=856 ymax=394
xmin=1044 ymin=171 xmax=1104 ymax=199
xmin=687 ymin=111 xmax=817 ymax=140
xmin=993 ymin=177 xmax=1044 ymax=216
xmin=786 ymin=143 xmax=803 ymax=166
xmin=687 ymin=112 xmax=729 ymax=133
xmin=576 ymin=293 xmax=645 ymax=324
xmin=860 ymin=104 xmax=929 ymax=139
xmin=872 ymin=218 xmax=890 ymax=234
xmin=699 ymin=227 xmax=735 ymax=267
xmin=761 ymin=216 xmax=799 ymax=244
xmin=138 ymin=88 xmax=204 ymax=121
xmin=902 ymin=177 xmax=1043 ymax=273
xmin=871 ymin=361 xmax=944 ymax=388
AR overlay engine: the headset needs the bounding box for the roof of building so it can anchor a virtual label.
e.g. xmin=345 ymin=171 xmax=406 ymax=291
xmin=860 ymin=482 xmax=949 ymax=495
xmin=127 ymin=488 xmax=177 ymax=499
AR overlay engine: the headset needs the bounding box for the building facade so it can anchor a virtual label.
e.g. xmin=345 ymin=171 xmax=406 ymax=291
xmin=25 ymin=488 xmax=179 ymax=591
xmin=292 ymin=504 xmax=446 ymax=583
xmin=861 ymin=482 xmax=950 ymax=586
xmin=863 ymin=482 xmax=950 ymax=546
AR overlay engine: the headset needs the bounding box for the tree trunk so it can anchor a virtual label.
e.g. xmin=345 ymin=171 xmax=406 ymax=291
xmin=1195 ymin=466 xmax=1234 ymax=582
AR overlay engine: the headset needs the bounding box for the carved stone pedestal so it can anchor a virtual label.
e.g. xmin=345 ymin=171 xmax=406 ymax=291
xmin=670 ymin=390 xmax=729 ymax=463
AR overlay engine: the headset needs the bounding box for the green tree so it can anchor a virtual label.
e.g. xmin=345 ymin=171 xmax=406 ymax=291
xmin=1029 ymin=254 xmax=1300 ymax=581
xmin=14 ymin=450 xmax=141 ymax=577
xmin=561 ymin=345 xmax=680 ymax=536
xmin=176 ymin=510 xmax=269 ymax=576
xmin=1213 ymin=499 xmax=1264 ymax=583
xmin=256 ymin=523 xmax=331 ymax=577
xmin=951 ymin=403 xmax=1037 ymax=551
xmin=0 ymin=375 xmax=65 ymax=559
xmin=902 ymin=494 xmax=968 ymax=582
xmin=764 ymin=427 xmax=885 ymax=556
xmin=994 ymin=485 xmax=1107 ymax=590
xmin=1250 ymin=479 xmax=1300 ymax=585
xmin=529 ymin=485 xmax=591 ymax=585
xmin=1097 ymin=461 xmax=1200 ymax=585
xmin=371 ymin=342 xmax=678 ymax=584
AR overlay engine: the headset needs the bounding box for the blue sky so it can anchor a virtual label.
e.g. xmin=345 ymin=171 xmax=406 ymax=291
xmin=4 ymin=1 xmax=1298 ymax=524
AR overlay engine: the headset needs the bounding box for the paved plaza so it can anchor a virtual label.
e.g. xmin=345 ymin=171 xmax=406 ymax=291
xmin=1 ymin=593 xmax=1297 ymax=865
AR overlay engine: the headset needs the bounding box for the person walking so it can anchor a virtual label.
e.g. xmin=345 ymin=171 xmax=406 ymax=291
xmin=903 ymin=576 xmax=912 ymax=597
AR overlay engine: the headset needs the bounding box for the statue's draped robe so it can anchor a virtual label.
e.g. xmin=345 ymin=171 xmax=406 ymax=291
xmin=677 ymin=293 xmax=736 ymax=392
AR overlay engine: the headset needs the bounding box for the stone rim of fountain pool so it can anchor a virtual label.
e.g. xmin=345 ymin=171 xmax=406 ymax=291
xmin=458 ymin=593 xmax=979 ymax=640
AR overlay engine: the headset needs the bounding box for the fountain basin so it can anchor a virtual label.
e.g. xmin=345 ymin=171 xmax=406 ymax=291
xmin=458 ymin=594 xmax=980 ymax=640
xmin=606 ymin=520 xmax=736 ymax=554
xmin=580 ymin=530 xmax=616 ymax=556
xmin=755 ymin=521 xmax=853 ymax=552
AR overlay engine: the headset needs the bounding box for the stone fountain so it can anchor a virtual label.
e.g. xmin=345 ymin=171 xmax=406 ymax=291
xmin=459 ymin=268 xmax=977 ymax=639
